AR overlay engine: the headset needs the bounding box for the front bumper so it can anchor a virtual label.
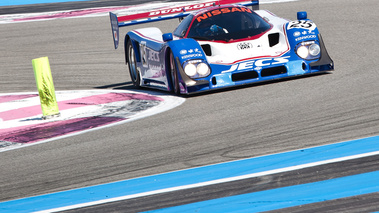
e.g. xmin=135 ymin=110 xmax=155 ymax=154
xmin=183 ymin=58 xmax=333 ymax=94
xmin=179 ymin=34 xmax=334 ymax=94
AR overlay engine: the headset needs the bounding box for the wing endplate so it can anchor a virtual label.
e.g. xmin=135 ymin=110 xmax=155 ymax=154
xmin=109 ymin=12 xmax=120 ymax=49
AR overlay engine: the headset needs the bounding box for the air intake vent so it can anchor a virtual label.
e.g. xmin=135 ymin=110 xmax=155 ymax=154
xmin=268 ymin=33 xmax=280 ymax=47
xmin=232 ymin=71 xmax=259 ymax=81
xmin=261 ymin=66 xmax=287 ymax=77
xmin=201 ymin=44 xmax=212 ymax=56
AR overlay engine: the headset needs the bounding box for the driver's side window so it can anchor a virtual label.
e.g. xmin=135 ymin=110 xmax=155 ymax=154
xmin=173 ymin=15 xmax=193 ymax=38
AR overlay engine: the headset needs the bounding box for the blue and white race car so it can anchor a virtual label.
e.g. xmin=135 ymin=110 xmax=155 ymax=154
xmin=110 ymin=0 xmax=333 ymax=94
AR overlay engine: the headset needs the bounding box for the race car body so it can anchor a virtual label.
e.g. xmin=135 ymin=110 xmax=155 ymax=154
xmin=110 ymin=0 xmax=333 ymax=94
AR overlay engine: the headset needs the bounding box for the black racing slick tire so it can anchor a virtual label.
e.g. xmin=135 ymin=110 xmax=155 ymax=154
xmin=169 ymin=51 xmax=180 ymax=95
xmin=126 ymin=39 xmax=141 ymax=88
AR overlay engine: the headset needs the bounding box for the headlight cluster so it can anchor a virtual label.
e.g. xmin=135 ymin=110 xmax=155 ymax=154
xmin=183 ymin=60 xmax=211 ymax=78
xmin=295 ymin=41 xmax=320 ymax=60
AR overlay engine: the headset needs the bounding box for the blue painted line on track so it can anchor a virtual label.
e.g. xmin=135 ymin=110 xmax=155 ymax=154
xmin=145 ymin=170 xmax=379 ymax=213
xmin=0 ymin=0 xmax=93 ymax=7
xmin=0 ymin=136 xmax=379 ymax=212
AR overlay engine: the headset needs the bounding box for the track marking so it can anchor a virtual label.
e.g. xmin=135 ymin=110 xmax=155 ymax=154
xmin=1 ymin=135 xmax=378 ymax=212
xmin=0 ymin=90 xmax=185 ymax=152
xmin=35 ymin=151 xmax=379 ymax=213
xmin=147 ymin=170 xmax=379 ymax=212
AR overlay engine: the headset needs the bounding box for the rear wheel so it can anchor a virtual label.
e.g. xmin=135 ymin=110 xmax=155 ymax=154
xmin=127 ymin=39 xmax=140 ymax=87
xmin=169 ymin=51 xmax=180 ymax=94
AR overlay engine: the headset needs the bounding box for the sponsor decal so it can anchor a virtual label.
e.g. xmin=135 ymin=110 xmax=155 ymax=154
xmin=148 ymin=64 xmax=162 ymax=71
xmin=196 ymin=7 xmax=252 ymax=22
xmin=293 ymin=31 xmax=301 ymax=37
xmin=222 ymin=56 xmax=290 ymax=73
xmin=181 ymin=53 xmax=203 ymax=59
xmin=140 ymin=42 xmax=160 ymax=67
xmin=140 ymin=41 xmax=148 ymax=67
xmin=149 ymin=3 xmax=214 ymax=16
xmin=181 ymin=48 xmax=200 ymax=54
xmin=148 ymin=50 xmax=160 ymax=62
xmin=237 ymin=42 xmax=253 ymax=50
xmin=188 ymin=48 xmax=200 ymax=53
xmin=295 ymin=35 xmax=316 ymax=41
xmin=180 ymin=48 xmax=202 ymax=59
xmin=300 ymin=41 xmax=316 ymax=46
xmin=113 ymin=31 xmax=118 ymax=42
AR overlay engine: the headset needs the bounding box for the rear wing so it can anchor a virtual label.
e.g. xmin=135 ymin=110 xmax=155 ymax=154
xmin=110 ymin=0 xmax=259 ymax=49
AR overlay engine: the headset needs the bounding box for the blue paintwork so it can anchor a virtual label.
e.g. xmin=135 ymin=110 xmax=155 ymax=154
xmin=297 ymin=11 xmax=308 ymax=20
xmin=168 ymin=38 xmax=208 ymax=64
xmin=1 ymin=136 xmax=378 ymax=212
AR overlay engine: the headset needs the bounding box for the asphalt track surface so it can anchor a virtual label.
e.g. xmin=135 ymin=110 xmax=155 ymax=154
xmin=1 ymin=0 xmax=379 ymax=212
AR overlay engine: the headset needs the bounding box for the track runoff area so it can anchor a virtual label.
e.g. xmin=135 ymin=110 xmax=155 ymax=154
xmin=1 ymin=0 xmax=379 ymax=212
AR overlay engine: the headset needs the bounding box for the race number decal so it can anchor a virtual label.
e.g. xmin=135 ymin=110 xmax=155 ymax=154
xmin=287 ymin=20 xmax=315 ymax=31
xmin=140 ymin=41 xmax=148 ymax=68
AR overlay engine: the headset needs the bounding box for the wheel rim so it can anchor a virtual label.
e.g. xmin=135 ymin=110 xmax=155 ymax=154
xmin=128 ymin=43 xmax=138 ymax=83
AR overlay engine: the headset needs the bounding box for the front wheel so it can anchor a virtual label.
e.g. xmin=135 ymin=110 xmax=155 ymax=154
xmin=169 ymin=52 xmax=180 ymax=94
xmin=127 ymin=39 xmax=141 ymax=87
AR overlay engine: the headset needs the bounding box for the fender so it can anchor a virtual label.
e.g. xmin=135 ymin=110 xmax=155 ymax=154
xmin=310 ymin=34 xmax=334 ymax=69
xmin=166 ymin=38 xmax=207 ymax=65
xmin=124 ymin=35 xmax=141 ymax=64
xmin=127 ymin=28 xmax=165 ymax=52
xmin=286 ymin=19 xmax=320 ymax=46
xmin=167 ymin=38 xmax=209 ymax=91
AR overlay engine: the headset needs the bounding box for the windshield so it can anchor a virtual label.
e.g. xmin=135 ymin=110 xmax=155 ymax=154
xmin=186 ymin=7 xmax=271 ymax=42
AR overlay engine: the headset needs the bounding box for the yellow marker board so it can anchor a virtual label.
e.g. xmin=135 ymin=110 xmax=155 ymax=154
xmin=32 ymin=57 xmax=60 ymax=119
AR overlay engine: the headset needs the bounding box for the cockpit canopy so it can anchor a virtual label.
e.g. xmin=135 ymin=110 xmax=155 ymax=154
xmin=173 ymin=5 xmax=271 ymax=42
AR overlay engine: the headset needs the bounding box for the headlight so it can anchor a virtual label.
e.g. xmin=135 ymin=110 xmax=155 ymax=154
xmin=295 ymin=41 xmax=320 ymax=60
xmin=183 ymin=60 xmax=211 ymax=78
xmin=184 ymin=63 xmax=197 ymax=77
xmin=197 ymin=62 xmax=210 ymax=76
xmin=297 ymin=46 xmax=309 ymax=59
xmin=309 ymin=44 xmax=320 ymax=56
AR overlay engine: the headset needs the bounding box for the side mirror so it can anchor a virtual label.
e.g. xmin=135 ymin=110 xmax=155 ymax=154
xmin=297 ymin=11 xmax=307 ymax=20
xmin=162 ymin=33 xmax=173 ymax=42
